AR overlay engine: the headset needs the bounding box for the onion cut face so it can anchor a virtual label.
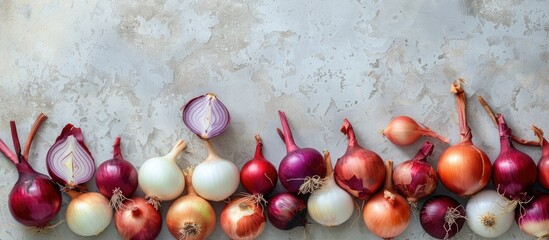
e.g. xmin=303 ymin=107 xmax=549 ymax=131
xmin=182 ymin=93 xmax=230 ymax=140
xmin=437 ymin=80 xmax=491 ymax=197
xmin=334 ymin=118 xmax=386 ymax=200
xmin=46 ymin=124 xmax=95 ymax=191
xmin=0 ymin=115 xmax=62 ymax=228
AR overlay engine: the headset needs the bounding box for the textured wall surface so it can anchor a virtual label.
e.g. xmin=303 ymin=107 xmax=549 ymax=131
xmin=1 ymin=0 xmax=548 ymax=239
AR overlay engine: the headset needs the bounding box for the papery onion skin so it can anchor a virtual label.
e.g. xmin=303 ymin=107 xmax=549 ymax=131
xmin=240 ymin=134 xmax=278 ymax=195
xmin=363 ymin=160 xmax=411 ymax=239
xmin=383 ymin=116 xmax=449 ymax=146
xmin=96 ymin=137 xmax=138 ymax=202
xmin=1 ymin=118 xmax=62 ymax=228
xmin=492 ymin=114 xmax=537 ymax=200
xmin=182 ymin=93 xmax=230 ymax=140
xmin=66 ymin=191 xmax=113 ymax=236
xmin=515 ymin=193 xmax=549 ymax=239
xmin=466 ymin=190 xmax=514 ymax=238
xmin=167 ymin=168 xmax=216 ymax=240
xmin=220 ymin=197 xmax=266 ymax=240
xmin=334 ymin=118 xmax=386 ymax=200
xmin=267 ymin=192 xmax=307 ymax=230
xmin=420 ymin=195 xmax=466 ymax=239
xmin=46 ymin=124 xmax=95 ymax=190
xmin=438 ymin=80 xmax=492 ymax=197
xmin=277 ymin=111 xmax=326 ymax=194
xmin=114 ymin=197 xmax=162 ymax=240
xmin=192 ymin=140 xmax=239 ymax=201
xmin=393 ymin=141 xmax=438 ymax=203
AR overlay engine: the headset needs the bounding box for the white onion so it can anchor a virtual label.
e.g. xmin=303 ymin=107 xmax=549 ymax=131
xmin=192 ymin=140 xmax=239 ymax=201
xmin=466 ymin=190 xmax=514 ymax=238
xmin=307 ymin=151 xmax=354 ymax=226
xmin=138 ymin=140 xmax=187 ymax=209
xmin=66 ymin=191 xmax=113 ymax=236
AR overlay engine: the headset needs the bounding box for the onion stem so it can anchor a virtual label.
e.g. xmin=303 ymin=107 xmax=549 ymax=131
xmin=477 ymin=96 xmax=540 ymax=146
xmin=384 ymin=160 xmax=394 ymax=191
xmin=10 ymin=121 xmax=22 ymax=161
xmin=203 ymin=140 xmax=219 ymax=161
xmin=23 ymin=113 xmax=47 ymax=161
xmin=450 ymin=79 xmax=472 ymax=142
xmin=0 ymin=139 xmax=18 ymax=164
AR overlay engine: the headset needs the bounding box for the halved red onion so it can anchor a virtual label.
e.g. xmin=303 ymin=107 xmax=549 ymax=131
xmin=46 ymin=124 xmax=95 ymax=190
xmin=182 ymin=93 xmax=230 ymax=140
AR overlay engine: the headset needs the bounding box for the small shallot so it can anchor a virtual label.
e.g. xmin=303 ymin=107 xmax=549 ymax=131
xmin=383 ymin=115 xmax=449 ymax=146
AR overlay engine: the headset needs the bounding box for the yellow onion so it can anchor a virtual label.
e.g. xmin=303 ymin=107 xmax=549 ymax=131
xmin=363 ymin=160 xmax=411 ymax=239
xmin=166 ymin=168 xmax=216 ymax=240
xmin=438 ymin=79 xmax=491 ymax=197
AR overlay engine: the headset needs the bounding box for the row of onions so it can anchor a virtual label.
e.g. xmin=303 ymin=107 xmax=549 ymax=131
xmin=0 ymin=81 xmax=548 ymax=239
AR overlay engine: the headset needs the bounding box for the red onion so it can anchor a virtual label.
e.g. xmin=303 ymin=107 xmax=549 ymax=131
xmin=383 ymin=116 xmax=449 ymax=146
xmin=492 ymin=114 xmax=537 ymax=202
xmin=182 ymin=93 xmax=230 ymax=140
xmin=438 ymin=80 xmax=492 ymax=197
xmin=0 ymin=115 xmax=62 ymax=228
xmin=393 ymin=141 xmax=438 ymax=204
xmin=240 ymin=134 xmax=278 ymax=196
xmin=267 ymin=192 xmax=307 ymax=230
xmin=276 ymin=111 xmax=326 ymax=194
xmin=114 ymin=197 xmax=162 ymax=240
xmin=515 ymin=193 xmax=549 ymax=239
xmin=363 ymin=160 xmax=411 ymax=239
xmin=96 ymin=137 xmax=138 ymax=210
xmin=220 ymin=196 xmax=266 ymax=240
xmin=334 ymin=118 xmax=386 ymax=200
xmin=532 ymin=126 xmax=549 ymax=190
xmin=420 ymin=195 xmax=466 ymax=239
xmin=46 ymin=123 xmax=95 ymax=190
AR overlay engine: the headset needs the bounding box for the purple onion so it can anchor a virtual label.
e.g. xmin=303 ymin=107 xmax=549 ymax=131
xmin=182 ymin=93 xmax=230 ymax=140
xmin=46 ymin=124 xmax=95 ymax=190
xmin=96 ymin=137 xmax=138 ymax=209
xmin=492 ymin=114 xmax=537 ymax=200
xmin=276 ymin=111 xmax=326 ymax=194
xmin=267 ymin=192 xmax=307 ymax=230
xmin=420 ymin=195 xmax=466 ymax=239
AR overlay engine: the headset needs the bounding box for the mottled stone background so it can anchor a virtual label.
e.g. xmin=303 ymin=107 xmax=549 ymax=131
xmin=1 ymin=0 xmax=548 ymax=239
